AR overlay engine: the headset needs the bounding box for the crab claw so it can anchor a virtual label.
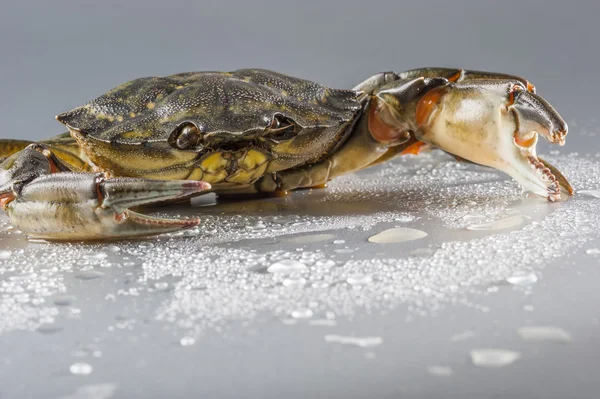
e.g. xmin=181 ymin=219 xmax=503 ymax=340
xmin=415 ymin=80 xmax=572 ymax=201
xmin=1 ymin=174 xmax=210 ymax=240
xmin=1 ymin=149 xmax=210 ymax=240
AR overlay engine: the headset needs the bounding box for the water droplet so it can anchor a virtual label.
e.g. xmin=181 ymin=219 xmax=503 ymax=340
xmin=334 ymin=248 xmax=354 ymax=254
xmin=368 ymin=228 xmax=427 ymax=244
xmin=333 ymin=240 xmax=345 ymax=244
xmin=394 ymin=214 xmax=415 ymax=222
xmin=282 ymin=276 xmax=307 ymax=288
xmin=462 ymin=214 xmax=486 ymax=223
xmin=578 ymin=189 xmax=600 ymax=198
xmin=470 ymin=349 xmax=521 ymax=367
xmin=36 ymin=325 xmax=63 ymax=335
xmin=408 ymin=247 xmax=435 ymax=257
xmin=517 ymin=326 xmax=572 ymax=343
xmin=309 ymin=319 xmax=337 ymax=326
xmin=324 ymin=335 xmax=383 ymax=348
xmin=106 ymin=245 xmax=121 ymax=252
xmin=586 ymin=248 xmax=600 ymax=255
xmin=75 ymin=270 xmax=105 ymax=280
xmin=315 ymin=259 xmax=336 ymax=268
xmin=82 ymin=252 xmax=108 ymax=260
xmin=267 ymin=259 xmax=307 ymax=273
xmin=311 ymin=281 xmax=331 ymax=289
xmin=53 ymin=295 xmax=75 ymax=306
xmin=347 ymin=274 xmax=373 ymax=285
xmin=180 ymin=336 xmax=196 ymax=346
xmin=154 ymin=282 xmax=170 ymax=291
xmin=506 ymin=271 xmax=538 ymax=286
xmin=467 ymin=215 xmax=530 ymax=231
xmin=0 ymin=250 xmax=11 ymax=260
xmin=283 ymin=233 xmax=336 ymax=244
xmin=291 ymin=308 xmax=314 ymax=319
xmin=427 ymin=366 xmax=453 ymax=376
xmin=69 ymin=362 xmax=93 ymax=375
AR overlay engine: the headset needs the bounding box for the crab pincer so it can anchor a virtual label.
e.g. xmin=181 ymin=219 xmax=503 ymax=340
xmin=0 ymin=145 xmax=211 ymax=240
xmin=407 ymin=77 xmax=573 ymax=201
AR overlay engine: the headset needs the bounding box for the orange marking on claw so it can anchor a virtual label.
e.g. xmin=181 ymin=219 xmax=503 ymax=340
xmin=367 ymin=98 xmax=407 ymax=143
xmin=114 ymin=211 xmax=128 ymax=223
xmin=447 ymin=70 xmax=463 ymax=82
xmin=416 ymin=87 xmax=445 ymax=128
xmin=508 ymin=85 xmax=523 ymax=105
xmin=0 ymin=194 xmax=15 ymax=210
xmin=514 ymin=133 xmax=537 ymax=148
xmin=400 ymin=141 xmax=427 ymax=155
xmin=526 ymin=81 xmax=536 ymax=93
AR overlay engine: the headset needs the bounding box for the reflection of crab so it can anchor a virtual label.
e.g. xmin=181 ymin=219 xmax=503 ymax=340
xmin=0 ymin=68 xmax=572 ymax=240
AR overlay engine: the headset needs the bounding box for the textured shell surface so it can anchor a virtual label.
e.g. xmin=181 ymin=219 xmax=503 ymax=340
xmin=56 ymin=69 xmax=361 ymax=145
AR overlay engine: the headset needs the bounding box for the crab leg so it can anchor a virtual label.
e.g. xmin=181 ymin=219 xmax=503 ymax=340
xmin=0 ymin=145 xmax=210 ymax=240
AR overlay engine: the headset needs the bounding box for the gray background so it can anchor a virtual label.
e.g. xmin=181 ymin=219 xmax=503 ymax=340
xmin=1 ymin=0 xmax=598 ymax=145
xmin=1 ymin=1 xmax=600 ymax=399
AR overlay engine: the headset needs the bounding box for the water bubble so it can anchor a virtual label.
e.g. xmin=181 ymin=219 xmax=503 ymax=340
xmin=347 ymin=274 xmax=373 ymax=285
xmin=324 ymin=335 xmax=383 ymax=348
xmin=470 ymin=349 xmax=521 ymax=367
xmin=154 ymin=282 xmax=170 ymax=291
xmin=75 ymin=270 xmax=105 ymax=280
xmin=462 ymin=214 xmax=486 ymax=223
xmin=283 ymin=233 xmax=336 ymax=244
xmin=309 ymin=319 xmax=337 ymax=326
xmin=82 ymin=252 xmax=108 ymax=260
xmin=467 ymin=215 xmax=530 ymax=231
xmin=394 ymin=214 xmax=415 ymax=223
xmin=267 ymin=259 xmax=307 ymax=273
xmin=578 ymin=189 xmax=600 ymax=198
xmin=315 ymin=259 xmax=336 ymax=268
xmin=282 ymin=276 xmax=307 ymax=288
xmin=311 ymin=281 xmax=331 ymax=289
xmin=427 ymin=366 xmax=453 ymax=376
xmin=506 ymin=271 xmax=538 ymax=286
xmin=333 ymin=240 xmax=345 ymax=244
xmin=53 ymin=295 xmax=75 ymax=306
xmin=180 ymin=336 xmax=196 ymax=346
xmin=334 ymin=248 xmax=354 ymax=254
xmin=291 ymin=308 xmax=314 ymax=319
xmin=517 ymin=326 xmax=572 ymax=343
xmin=585 ymin=248 xmax=600 ymax=255
xmin=36 ymin=324 xmax=63 ymax=335
xmin=368 ymin=228 xmax=427 ymax=244
xmin=69 ymin=362 xmax=93 ymax=375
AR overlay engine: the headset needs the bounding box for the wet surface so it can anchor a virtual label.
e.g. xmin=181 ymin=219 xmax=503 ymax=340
xmin=1 ymin=151 xmax=600 ymax=398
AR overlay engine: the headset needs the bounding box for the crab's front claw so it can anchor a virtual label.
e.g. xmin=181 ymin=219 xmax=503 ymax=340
xmin=415 ymin=81 xmax=572 ymax=201
xmin=1 ymin=170 xmax=211 ymax=240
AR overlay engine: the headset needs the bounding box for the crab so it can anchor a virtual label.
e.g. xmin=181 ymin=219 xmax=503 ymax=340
xmin=0 ymin=68 xmax=572 ymax=240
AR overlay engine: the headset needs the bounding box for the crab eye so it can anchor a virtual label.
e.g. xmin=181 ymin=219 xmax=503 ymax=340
xmin=267 ymin=115 xmax=296 ymax=143
xmin=170 ymin=123 xmax=202 ymax=150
